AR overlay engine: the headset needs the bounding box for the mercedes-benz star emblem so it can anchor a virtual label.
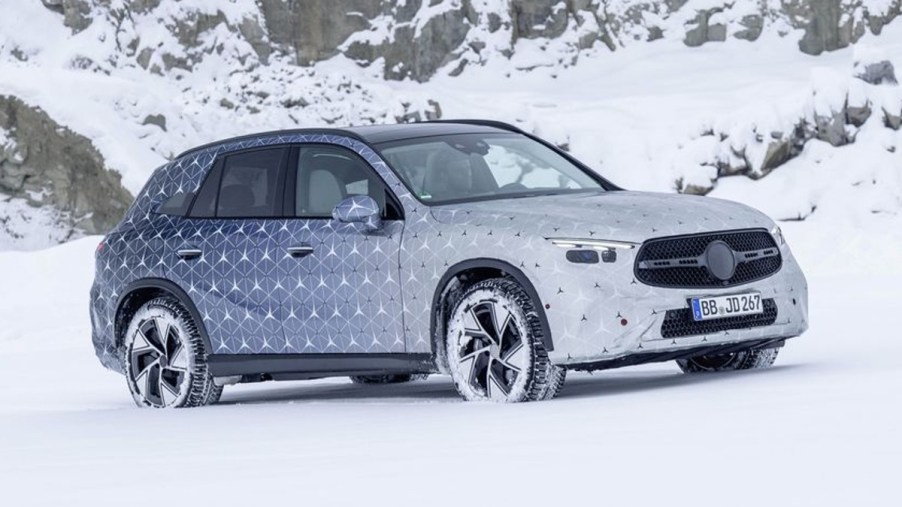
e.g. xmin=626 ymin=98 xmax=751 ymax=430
xmin=705 ymin=240 xmax=737 ymax=281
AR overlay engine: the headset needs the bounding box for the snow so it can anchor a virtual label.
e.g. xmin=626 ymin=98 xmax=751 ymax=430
xmin=0 ymin=193 xmax=80 ymax=250
xmin=1 ymin=1 xmax=900 ymax=234
xmin=0 ymin=232 xmax=900 ymax=506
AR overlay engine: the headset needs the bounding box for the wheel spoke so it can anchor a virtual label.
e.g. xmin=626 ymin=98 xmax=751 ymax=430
xmin=143 ymin=363 xmax=164 ymax=406
xmin=458 ymin=354 xmax=477 ymax=392
xmin=491 ymin=304 xmax=513 ymax=347
xmin=132 ymin=358 xmax=155 ymax=394
xmin=155 ymin=318 xmax=173 ymax=357
xmin=487 ymin=367 xmax=511 ymax=399
xmin=131 ymin=353 xmax=160 ymax=381
xmin=501 ymin=340 xmax=524 ymax=363
xmin=159 ymin=368 xmax=183 ymax=406
xmin=472 ymin=304 xmax=501 ymax=345
xmin=496 ymin=357 xmax=522 ymax=375
xmin=134 ymin=323 xmax=163 ymax=358
xmin=465 ymin=352 xmax=490 ymax=396
xmin=458 ymin=346 xmax=490 ymax=364
xmin=138 ymin=320 xmax=166 ymax=356
xmin=168 ymin=343 xmax=189 ymax=371
xmin=462 ymin=306 xmax=485 ymax=335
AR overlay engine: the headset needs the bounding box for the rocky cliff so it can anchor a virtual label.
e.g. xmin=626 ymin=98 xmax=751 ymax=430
xmin=39 ymin=0 xmax=902 ymax=81
xmin=0 ymin=95 xmax=132 ymax=237
xmin=0 ymin=0 xmax=898 ymax=248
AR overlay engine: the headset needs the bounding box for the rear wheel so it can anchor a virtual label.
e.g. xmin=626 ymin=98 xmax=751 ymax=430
xmin=123 ymin=297 xmax=220 ymax=408
xmin=446 ymin=278 xmax=565 ymax=402
xmin=349 ymin=374 xmax=430 ymax=384
xmin=677 ymin=347 xmax=780 ymax=373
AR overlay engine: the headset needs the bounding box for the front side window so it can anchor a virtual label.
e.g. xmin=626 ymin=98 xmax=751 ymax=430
xmin=378 ymin=133 xmax=603 ymax=204
xmin=214 ymin=147 xmax=286 ymax=218
xmin=294 ymin=145 xmax=388 ymax=217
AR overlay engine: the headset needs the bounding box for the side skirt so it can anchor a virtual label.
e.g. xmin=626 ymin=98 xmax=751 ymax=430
xmin=207 ymin=353 xmax=436 ymax=381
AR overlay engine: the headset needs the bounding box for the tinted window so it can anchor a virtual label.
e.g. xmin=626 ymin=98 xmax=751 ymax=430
xmin=295 ymin=145 xmax=387 ymax=217
xmin=189 ymin=160 xmax=222 ymax=218
xmin=379 ymin=133 xmax=602 ymax=203
xmin=215 ymin=148 xmax=287 ymax=218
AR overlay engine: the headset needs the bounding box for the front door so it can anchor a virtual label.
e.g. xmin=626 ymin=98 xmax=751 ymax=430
xmin=279 ymin=143 xmax=406 ymax=354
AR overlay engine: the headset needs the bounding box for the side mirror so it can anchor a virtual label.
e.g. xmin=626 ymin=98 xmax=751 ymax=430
xmin=332 ymin=195 xmax=382 ymax=231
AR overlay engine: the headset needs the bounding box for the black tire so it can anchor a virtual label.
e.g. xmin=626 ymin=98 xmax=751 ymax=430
xmin=445 ymin=278 xmax=565 ymax=402
xmin=677 ymin=347 xmax=780 ymax=373
xmin=349 ymin=373 xmax=430 ymax=385
xmin=123 ymin=296 xmax=220 ymax=408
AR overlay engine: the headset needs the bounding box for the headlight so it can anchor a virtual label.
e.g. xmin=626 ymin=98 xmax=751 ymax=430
xmin=547 ymin=238 xmax=638 ymax=250
xmin=770 ymin=225 xmax=785 ymax=246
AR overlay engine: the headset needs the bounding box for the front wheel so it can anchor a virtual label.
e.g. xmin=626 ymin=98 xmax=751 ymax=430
xmin=446 ymin=278 xmax=565 ymax=402
xmin=123 ymin=297 xmax=221 ymax=408
xmin=676 ymin=347 xmax=780 ymax=373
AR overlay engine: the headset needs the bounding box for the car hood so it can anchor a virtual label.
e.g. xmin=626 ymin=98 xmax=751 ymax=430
xmin=429 ymin=191 xmax=775 ymax=243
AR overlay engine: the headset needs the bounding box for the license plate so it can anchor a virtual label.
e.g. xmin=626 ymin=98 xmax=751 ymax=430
xmin=690 ymin=293 xmax=762 ymax=321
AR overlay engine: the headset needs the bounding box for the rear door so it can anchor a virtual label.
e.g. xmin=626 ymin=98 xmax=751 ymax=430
xmin=166 ymin=146 xmax=292 ymax=354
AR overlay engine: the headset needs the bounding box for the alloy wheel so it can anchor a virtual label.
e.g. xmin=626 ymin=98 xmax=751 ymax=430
xmin=128 ymin=315 xmax=191 ymax=407
xmin=451 ymin=296 xmax=529 ymax=401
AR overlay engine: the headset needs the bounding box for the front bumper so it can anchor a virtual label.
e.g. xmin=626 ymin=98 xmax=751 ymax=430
xmin=544 ymin=244 xmax=809 ymax=366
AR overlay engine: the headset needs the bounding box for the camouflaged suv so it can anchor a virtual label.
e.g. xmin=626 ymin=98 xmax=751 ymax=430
xmin=90 ymin=120 xmax=808 ymax=407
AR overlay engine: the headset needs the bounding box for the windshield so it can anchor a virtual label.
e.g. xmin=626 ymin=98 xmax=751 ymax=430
xmin=377 ymin=133 xmax=604 ymax=204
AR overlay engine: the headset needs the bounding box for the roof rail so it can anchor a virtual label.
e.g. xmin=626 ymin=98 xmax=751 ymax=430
xmin=174 ymin=127 xmax=366 ymax=159
xmin=421 ymin=119 xmax=526 ymax=134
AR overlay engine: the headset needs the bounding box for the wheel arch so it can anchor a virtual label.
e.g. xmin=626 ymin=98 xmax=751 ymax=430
xmin=430 ymin=258 xmax=553 ymax=372
xmin=115 ymin=278 xmax=212 ymax=353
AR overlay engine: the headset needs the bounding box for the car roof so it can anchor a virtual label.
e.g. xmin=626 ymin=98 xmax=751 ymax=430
xmin=175 ymin=120 xmax=523 ymax=159
xmin=344 ymin=121 xmax=515 ymax=144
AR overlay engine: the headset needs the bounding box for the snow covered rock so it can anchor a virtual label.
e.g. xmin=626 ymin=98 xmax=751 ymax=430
xmin=672 ymin=62 xmax=902 ymax=204
xmin=683 ymin=7 xmax=728 ymax=47
xmin=34 ymin=1 xmax=902 ymax=82
xmin=0 ymin=95 xmax=132 ymax=238
xmin=853 ymin=44 xmax=899 ymax=85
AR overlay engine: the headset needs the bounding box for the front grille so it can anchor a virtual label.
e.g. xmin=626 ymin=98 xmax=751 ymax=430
xmin=635 ymin=229 xmax=782 ymax=288
xmin=661 ymin=298 xmax=778 ymax=338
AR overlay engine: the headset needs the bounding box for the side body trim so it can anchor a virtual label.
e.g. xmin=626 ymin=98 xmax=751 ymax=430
xmin=207 ymin=353 xmax=435 ymax=378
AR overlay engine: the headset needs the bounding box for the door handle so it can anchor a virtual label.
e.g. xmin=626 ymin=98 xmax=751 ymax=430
xmin=287 ymin=245 xmax=314 ymax=258
xmin=176 ymin=248 xmax=202 ymax=260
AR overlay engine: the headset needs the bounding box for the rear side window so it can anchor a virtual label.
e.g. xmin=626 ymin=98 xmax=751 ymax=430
xmin=191 ymin=147 xmax=287 ymax=218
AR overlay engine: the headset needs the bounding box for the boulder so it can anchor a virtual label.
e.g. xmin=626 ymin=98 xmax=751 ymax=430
xmin=885 ymin=108 xmax=902 ymax=130
xmin=734 ymin=14 xmax=764 ymax=41
xmin=511 ymin=0 xmax=570 ymax=40
xmin=258 ymin=0 xmax=383 ymax=66
xmin=846 ymin=97 xmax=872 ymax=127
xmin=40 ymin=0 xmax=92 ymax=32
xmin=813 ymin=110 xmax=849 ymax=146
xmin=684 ymin=8 xmax=727 ymax=47
xmin=854 ymin=60 xmax=897 ymax=85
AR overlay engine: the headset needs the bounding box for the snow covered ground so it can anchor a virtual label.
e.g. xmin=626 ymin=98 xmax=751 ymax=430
xmin=0 ymin=229 xmax=899 ymax=506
